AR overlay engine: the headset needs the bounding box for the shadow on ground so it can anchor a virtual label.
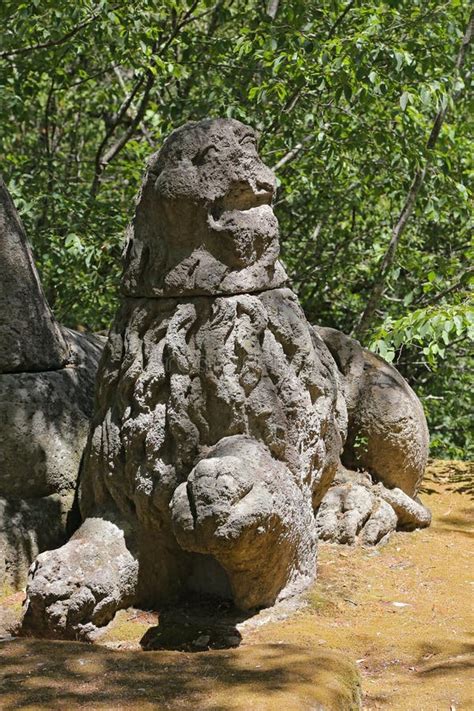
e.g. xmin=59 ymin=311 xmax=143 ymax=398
xmin=0 ymin=638 xmax=360 ymax=711
xmin=139 ymin=599 xmax=246 ymax=651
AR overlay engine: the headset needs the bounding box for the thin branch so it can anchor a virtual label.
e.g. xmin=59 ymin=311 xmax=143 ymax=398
xmin=101 ymin=74 xmax=154 ymax=166
xmin=272 ymin=134 xmax=315 ymax=172
xmin=264 ymin=2 xmax=357 ymax=141
xmin=266 ymin=0 xmax=280 ymax=20
xmin=420 ymin=266 xmax=474 ymax=306
xmin=0 ymin=6 xmax=119 ymax=59
xmin=89 ymin=0 xmax=204 ymax=197
xmin=113 ymin=66 xmax=154 ymax=146
xmin=327 ymin=0 xmax=356 ymax=39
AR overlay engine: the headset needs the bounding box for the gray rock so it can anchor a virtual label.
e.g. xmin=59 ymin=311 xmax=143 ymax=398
xmin=316 ymin=327 xmax=429 ymax=497
xmin=171 ymin=435 xmax=317 ymax=609
xmin=75 ymin=285 xmax=342 ymax=614
xmin=0 ymin=177 xmax=69 ymax=373
xmin=0 ymin=331 xmax=102 ymax=500
xmin=21 ymin=518 xmax=138 ymax=640
xmin=313 ymin=329 xmax=431 ymax=546
xmin=374 ymin=484 xmax=432 ymax=530
xmin=23 ymin=119 xmax=346 ymax=637
xmin=0 ymin=330 xmax=103 ymax=588
xmin=0 ymin=179 xmax=104 ymax=588
xmin=315 ymin=465 xmax=430 ymax=546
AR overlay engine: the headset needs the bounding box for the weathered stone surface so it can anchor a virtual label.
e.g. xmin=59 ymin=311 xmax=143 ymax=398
xmin=74 ymin=286 xmax=342 ymax=612
xmin=23 ymin=119 xmax=346 ymax=638
xmin=0 ymin=495 xmax=69 ymax=591
xmin=171 ymin=435 xmax=317 ymax=609
xmin=314 ymin=327 xmax=430 ymax=545
xmin=375 ymin=483 xmax=432 ymax=530
xmin=315 ymin=466 xmax=430 ymax=546
xmin=0 ymin=177 xmax=69 ymax=373
xmin=0 ymin=179 xmax=104 ymax=588
xmin=122 ymin=118 xmax=288 ymax=297
xmin=22 ymin=518 xmax=138 ymax=640
xmin=23 ymin=118 xmax=432 ymax=638
xmin=0 ymin=331 xmax=102 ymax=500
xmin=0 ymin=330 xmax=103 ymax=589
xmin=316 ymin=327 xmax=429 ymax=497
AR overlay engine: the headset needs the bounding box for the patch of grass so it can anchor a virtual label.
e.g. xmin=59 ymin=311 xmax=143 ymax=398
xmin=305 ymin=586 xmax=338 ymax=615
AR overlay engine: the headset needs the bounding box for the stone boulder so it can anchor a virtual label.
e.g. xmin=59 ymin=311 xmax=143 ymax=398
xmin=314 ymin=328 xmax=431 ymax=544
xmin=22 ymin=118 xmax=346 ymax=639
xmin=316 ymin=327 xmax=429 ymax=496
xmin=0 ymin=179 xmax=103 ymax=588
xmin=0 ymin=178 xmax=68 ymax=373
xmin=315 ymin=466 xmax=431 ymax=546
xmin=21 ymin=119 xmax=432 ymax=640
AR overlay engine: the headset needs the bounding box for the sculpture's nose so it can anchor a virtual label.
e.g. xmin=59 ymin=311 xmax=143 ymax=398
xmin=254 ymin=161 xmax=277 ymax=198
xmin=217 ymin=178 xmax=273 ymax=214
xmin=255 ymin=178 xmax=274 ymax=203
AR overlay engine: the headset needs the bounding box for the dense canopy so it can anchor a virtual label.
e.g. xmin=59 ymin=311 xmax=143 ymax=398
xmin=1 ymin=0 xmax=472 ymax=457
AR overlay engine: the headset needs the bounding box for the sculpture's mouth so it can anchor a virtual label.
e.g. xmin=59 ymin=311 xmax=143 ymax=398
xmin=211 ymin=182 xmax=273 ymax=220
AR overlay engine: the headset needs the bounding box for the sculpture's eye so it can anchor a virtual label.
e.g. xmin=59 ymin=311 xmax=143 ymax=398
xmin=192 ymin=144 xmax=218 ymax=166
xmin=240 ymin=133 xmax=256 ymax=148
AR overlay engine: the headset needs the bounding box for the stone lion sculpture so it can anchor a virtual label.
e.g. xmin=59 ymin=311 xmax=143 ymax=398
xmin=21 ymin=119 xmax=430 ymax=640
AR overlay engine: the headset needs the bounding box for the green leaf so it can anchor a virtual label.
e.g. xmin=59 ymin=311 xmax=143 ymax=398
xmin=400 ymin=91 xmax=409 ymax=110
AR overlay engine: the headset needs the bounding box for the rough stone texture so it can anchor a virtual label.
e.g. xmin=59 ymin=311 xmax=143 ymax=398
xmin=0 ymin=179 xmax=104 ymax=588
xmin=316 ymin=327 xmax=429 ymax=497
xmin=74 ymin=285 xmax=342 ymax=614
xmin=22 ymin=518 xmax=138 ymax=640
xmin=0 ymin=177 xmax=69 ymax=373
xmin=171 ymin=435 xmax=317 ymax=609
xmin=315 ymin=466 xmax=430 ymax=546
xmin=0 ymin=331 xmax=102 ymax=501
xmin=122 ymin=118 xmax=288 ymax=297
xmin=0 ymin=331 xmax=103 ymax=588
xmin=374 ymin=483 xmax=432 ymax=530
xmin=22 ymin=118 xmax=432 ymax=638
xmin=314 ymin=327 xmax=431 ymax=545
xmin=22 ymin=119 xmax=346 ymax=637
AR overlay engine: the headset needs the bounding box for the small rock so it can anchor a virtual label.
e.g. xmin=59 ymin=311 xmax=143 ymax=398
xmin=193 ymin=634 xmax=210 ymax=648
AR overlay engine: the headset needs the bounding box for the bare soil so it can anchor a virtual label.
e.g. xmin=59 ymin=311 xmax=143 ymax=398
xmin=0 ymin=460 xmax=472 ymax=710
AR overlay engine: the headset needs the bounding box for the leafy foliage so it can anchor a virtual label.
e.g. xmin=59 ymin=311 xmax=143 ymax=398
xmin=0 ymin=0 xmax=472 ymax=457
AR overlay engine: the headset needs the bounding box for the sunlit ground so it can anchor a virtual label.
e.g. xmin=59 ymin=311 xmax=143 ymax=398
xmin=0 ymin=460 xmax=472 ymax=711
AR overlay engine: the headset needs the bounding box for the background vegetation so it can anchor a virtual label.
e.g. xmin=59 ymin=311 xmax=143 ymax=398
xmin=1 ymin=0 xmax=472 ymax=457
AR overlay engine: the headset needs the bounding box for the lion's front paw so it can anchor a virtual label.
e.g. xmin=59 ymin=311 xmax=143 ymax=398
xmin=171 ymin=435 xmax=317 ymax=609
xmin=21 ymin=518 xmax=138 ymax=640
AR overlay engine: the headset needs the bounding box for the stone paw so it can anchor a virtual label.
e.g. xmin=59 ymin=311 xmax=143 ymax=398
xmin=374 ymin=484 xmax=431 ymax=531
xmin=315 ymin=482 xmax=398 ymax=546
xmin=21 ymin=517 xmax=138 ymax=640
xmin=170 ymin=435 xmax=317 ymax=609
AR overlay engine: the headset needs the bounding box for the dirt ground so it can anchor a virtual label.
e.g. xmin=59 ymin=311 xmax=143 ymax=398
xmin=0 ymin=460 xmax=472 ymax=711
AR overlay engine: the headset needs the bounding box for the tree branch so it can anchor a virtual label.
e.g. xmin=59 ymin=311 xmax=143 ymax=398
xmin=266 ymin=0 xmax=280 ymax=20
xmin=327 ymin=0 xmax=356 ymax=40
xmin=420 ymin=266 xmax=474 ymax=306
xmin=89 ymin=0 xmax=204 ymax=197
xmin=353 ymin=9 xmax=473 ymax=339
xmin=272 ymin=134 xmax=314 ymax=172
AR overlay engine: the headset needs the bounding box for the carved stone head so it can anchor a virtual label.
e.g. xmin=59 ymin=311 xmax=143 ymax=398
xmin=122 ymin=118 xmax=288 ymax=296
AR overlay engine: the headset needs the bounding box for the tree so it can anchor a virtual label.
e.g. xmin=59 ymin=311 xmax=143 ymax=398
xmin=1 ymin=0 xmax=472 ymax=457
